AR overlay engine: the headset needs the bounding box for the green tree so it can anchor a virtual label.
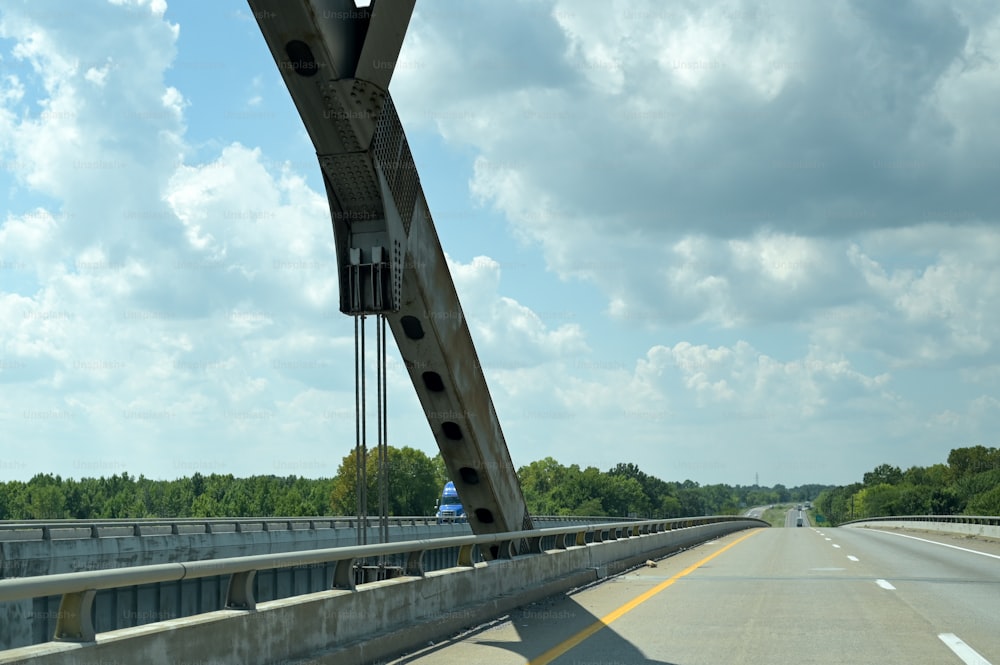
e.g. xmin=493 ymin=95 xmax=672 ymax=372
xmin=387 ymin=446 xmax=439 ymax=516
xmin=855 ymin=483 xmax=901 ymax=518
xmin=947 ymin=445 xmax=1000 ymax=481
xmin=329 ymin=446 xmax=438 ymax=516
xmin=600 ymin=474 xmax=647 ymax=517
xmin=965 ymin=484 xmax=1000 ymax=515
xmin=863 ymin=464 xmax=903 ymax=487
xmin=25 ymin=476 xmax=68 ymax=519
xmin=517 ymin=457 xmax=570 ymax=515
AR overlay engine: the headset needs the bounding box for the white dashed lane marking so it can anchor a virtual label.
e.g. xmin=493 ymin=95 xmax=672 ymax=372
xmin=847 ymin=555 xmax=859 ymax=562
xmin=875 ymin=579 xmax=896 ymax=590
xmin=938 ymin=633 xmax=993 ymax=665
xmin=872 ymin=530 xmax=1000 ymax=560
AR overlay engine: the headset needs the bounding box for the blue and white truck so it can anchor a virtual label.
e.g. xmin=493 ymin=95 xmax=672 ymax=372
xmin=434 ymin=481 xmax=466 ymax=523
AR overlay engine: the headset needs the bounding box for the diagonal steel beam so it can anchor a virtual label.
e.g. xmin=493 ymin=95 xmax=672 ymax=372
xmin=247 ymin=0 xmax=534 ymax=544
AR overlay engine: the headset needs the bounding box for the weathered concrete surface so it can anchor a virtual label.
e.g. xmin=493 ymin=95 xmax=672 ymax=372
xmin=0 ymin=521 xmax=761 ymax=665
xmin=0 ymin=523 xmax=472 ymax=578
xmin=844 ymin=520 xmax=1000 ymax=540
xmin=0 ymin=523 xmax=472 ymax=651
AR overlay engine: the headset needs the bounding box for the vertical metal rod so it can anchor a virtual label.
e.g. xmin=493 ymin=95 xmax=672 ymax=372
xmin=378 ymin=314 xmax=389 ymax=548
xmin=360 ymin=314 xmax=367 ymax=546
xmin=375 ymin=313 xmax=383 ymax=562
xmin=354 ymin=315 xmax=363 ymax=546
xmin=383 ymin=314 xmax=389 ymax=544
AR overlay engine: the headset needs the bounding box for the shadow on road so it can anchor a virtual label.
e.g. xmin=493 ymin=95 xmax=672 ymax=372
xmin=390 ymin=574 xmax=683 ymax=665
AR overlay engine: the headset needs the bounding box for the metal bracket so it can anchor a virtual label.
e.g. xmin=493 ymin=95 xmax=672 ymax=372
xmin=53 ymin=589 xmax=97 ymax=642
xmin=226 ymin=570 xmax=257 ymax=610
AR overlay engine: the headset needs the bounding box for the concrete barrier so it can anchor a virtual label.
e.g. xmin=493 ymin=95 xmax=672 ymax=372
xmin=844 ymin=519 xmax=1000 ymax=540
xmin=0 ymin=522 xmax=473 ymax=578
xmin=0 ymin=522 xmax=474 ymax=651
xmin=0 ymin=519 xmax=762 ymax=665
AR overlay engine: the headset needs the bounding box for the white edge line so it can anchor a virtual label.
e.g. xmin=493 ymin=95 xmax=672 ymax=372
xmin=938 ymin=633 xmax=993 ymax=665
xmin=868 ymin=529 xmax=1000 ymax=560
xmin=875 ymin=578 xmax=895 ymax=590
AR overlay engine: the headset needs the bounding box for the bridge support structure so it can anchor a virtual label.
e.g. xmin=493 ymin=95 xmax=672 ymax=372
xmin=246 ymin=0 xmax=534 ymax=545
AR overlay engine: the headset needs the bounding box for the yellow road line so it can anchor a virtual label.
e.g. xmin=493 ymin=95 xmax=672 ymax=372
xmin=528 ymin=528 xmax=764 ymax=665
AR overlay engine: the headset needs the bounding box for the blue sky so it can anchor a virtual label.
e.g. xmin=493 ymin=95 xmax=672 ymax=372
xmin=2 ymin=0 xmax=999 ymax=488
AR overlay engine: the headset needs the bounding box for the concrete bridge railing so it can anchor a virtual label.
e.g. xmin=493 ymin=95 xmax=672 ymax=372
xmin=0 ymin=515 xmax=767 ymax=665
xmin=0 ymin=514 xmax=632 ymax=649
xmin=840 ymin=514 xmax=1000 ymax=540
xmin=0 ymin=515 xmax=628 ymax=542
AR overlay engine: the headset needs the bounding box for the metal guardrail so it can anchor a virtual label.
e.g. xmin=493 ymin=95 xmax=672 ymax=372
xmin=0 ymin=515 xmax=625 ymax=541
xmin=838 ymin=514 xmax=1000 ymax=527
xmin=0 ymin=515 xmax=762 ymax=644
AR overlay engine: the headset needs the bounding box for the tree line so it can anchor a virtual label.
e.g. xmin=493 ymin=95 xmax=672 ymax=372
xmin=0 ymin=446 xmax=825 ymax=520
xmin=814 ymin=445 xmax=1000 ymax=525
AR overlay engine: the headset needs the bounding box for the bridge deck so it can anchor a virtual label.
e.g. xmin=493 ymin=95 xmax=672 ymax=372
xmin=388 ymin=525 xmax=1000 ymax=665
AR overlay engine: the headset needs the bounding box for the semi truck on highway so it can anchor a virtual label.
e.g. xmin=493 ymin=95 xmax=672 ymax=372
xmin=435 ymin=481 xmax=466 ymax=523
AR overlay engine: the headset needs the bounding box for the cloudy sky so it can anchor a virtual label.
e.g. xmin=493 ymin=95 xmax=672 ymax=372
xmin=1 ymin=0 xmax=998 ymax=490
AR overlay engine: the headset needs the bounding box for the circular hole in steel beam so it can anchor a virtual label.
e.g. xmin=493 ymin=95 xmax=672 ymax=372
xmin=475 ymin=508 xmax=494 ymax=524
xmin=442 ymin=421 xmax=463 ymax=440
xmin=421 ymin=371 xmax=444 ymax=392
xmin=284 ymin=40 xmax=319 ymax=77
xmin=401 ymin=316 xmax=424 ymax=339
xmin=459 ymin=467 xmax=479 ymax=484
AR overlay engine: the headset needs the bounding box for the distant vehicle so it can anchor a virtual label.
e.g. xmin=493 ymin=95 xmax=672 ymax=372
xmin=796 ymin=517 xmax=804 ymax=527
xmin=435 ymin=481 xmax=466 ymax=524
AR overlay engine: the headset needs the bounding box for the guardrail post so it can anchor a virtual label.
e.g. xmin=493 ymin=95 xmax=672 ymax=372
xmin=457 ymin=544 xmax=477 ymax=566
xmin=405 ymin=550 xmax=425 ymax=576
xmin=333 ymin=558 xmax=356 ymax=590
xmin=494 ymin=540 xmax=515 ymax=559
xmin=53 ymin=589 xmax=97 ymax=642
xmin=226 ymin=571 xmax=257 ymax=610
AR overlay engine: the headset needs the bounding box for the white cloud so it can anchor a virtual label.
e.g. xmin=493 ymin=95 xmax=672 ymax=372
xmin=397 ymin=0 xmax=1000 ymax=334
xmin=2 ymin=0 xmax=998 ymax=488
xmin=448 ymin=254 xmax=589 ymax=368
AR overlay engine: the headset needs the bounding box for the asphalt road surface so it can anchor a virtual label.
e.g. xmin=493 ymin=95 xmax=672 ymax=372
xmin=389 ymin=525 xmax=1000 ymax=665
xmin=785 ymin=507 xmax=806 ymax=528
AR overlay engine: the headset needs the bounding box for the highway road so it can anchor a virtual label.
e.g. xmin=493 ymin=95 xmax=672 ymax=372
xmin=389 ymin=526 xmax=1000 ymax=664
xmin=785 ymin=506 xmax=806 ymax=528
